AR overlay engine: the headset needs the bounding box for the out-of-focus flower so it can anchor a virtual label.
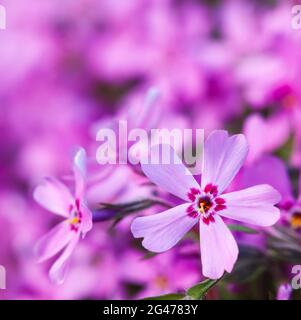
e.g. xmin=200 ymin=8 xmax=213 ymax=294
xmin=88 ymin=0 xmax=209 ymax=104
xmin=92 ymin=87 xmax=161 ymax=165
xmin=131 ymin=130 xmax=281 ymax=279
xmin=242 ymin=155 xmax=301 ymax=230
xmin=119 ymin=249 xmax=200 ymax=299
xmin=89 ymin=87 xmax=191 ymax=209
xmin=227 ymin=1 xmax=301 ymax=166
xmin=1 ymin=0 xmax=300 ymax=300
xmin=243 ymin=113 xmax=291 ymax=164
xmin=33 ymin=148 xmax=92 ymax=284
xmin=276 ymin=283 xmax=292 ymax=300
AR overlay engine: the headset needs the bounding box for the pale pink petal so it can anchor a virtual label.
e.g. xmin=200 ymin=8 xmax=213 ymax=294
xmin=259 ymin=113 xmax=290 ymax=154
xmin=73 ymin=147 xmax=86 ymax=200
xmin=243 ymin=113 xmax=290 ymax=164
xmin=201 ymin=130 xmax=248 ymax=194
xmin=35 ymin=221 xmax=74 ymax=263
xmin=131 ymin=203 xmax=198 ymax=252
xmin=200 ymin=215 xmax=238 ymax=279
xmin=129 ymin=87 xmax=161 ymax=130
xmin=276 ymin=283 xmax=292 ymax=300
xmin=33 ymin=177 xmax=74 ymax=217
xmin=49 ymin=235 xmax=80 ymax=285
xmin=80 ymin=204 xmax=93 ymax=234
xmin=220 ymin=185 xmax=281 ymax=226
xmin=141 ymin=144 xmax=200 ymax=201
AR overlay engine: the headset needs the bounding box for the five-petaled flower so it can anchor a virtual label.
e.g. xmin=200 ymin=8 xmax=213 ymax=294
xmin=131 ymin=130 xmax=281 ymax=279
xmin=33 ymin=148 xmax=92 ymax=284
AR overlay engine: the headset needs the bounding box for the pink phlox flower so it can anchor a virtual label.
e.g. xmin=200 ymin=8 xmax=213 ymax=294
xmin=33 ymin=148 xmax=92 ymax=284
xmin=131 ymin=130 xmax=281 ymax=279
xmin=276 ymin=283 xmax=292 ymax=300
xmin=241 ymin=155 xmax=301 ymax=230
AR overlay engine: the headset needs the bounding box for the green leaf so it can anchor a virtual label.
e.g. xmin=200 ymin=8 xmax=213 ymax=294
xmin=228 ymin=224 xmax=259 ymax=234
xmin=225 ymin=246 xmax=267 ymax=284
xmin=98 ymin=198 xmax=172 ymax=228
xmin=186 ymin=278 xmax=220 ymax=300
xmin=184 ymin=230 xmax=200 ymax=242
xmin=141 ymin=252 xmax=159 ymax=260
xmin=275 ymin=135 xmax=293 ymax=162
xmin=144 ymin=293 xmax=185 ymax=300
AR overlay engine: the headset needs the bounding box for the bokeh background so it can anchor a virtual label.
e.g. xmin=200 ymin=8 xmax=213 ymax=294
xmin=1 ymin=0 xmax=301 ymax=299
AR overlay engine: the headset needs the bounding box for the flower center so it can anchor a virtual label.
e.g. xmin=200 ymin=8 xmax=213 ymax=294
xmin=68 ymin=199 xmax=82 ymax=232
xmin=291 ymin=212 xmax=301 ymax=230
xmin=198 ymin=196 xmax=213 ymax=213
xmin=274 ymin=85 xmax=298 ymax=110
xmin=187 ymin=184 xmax=227 ymax=225
xmin=154 ymin=275 xmax=169 ymax=290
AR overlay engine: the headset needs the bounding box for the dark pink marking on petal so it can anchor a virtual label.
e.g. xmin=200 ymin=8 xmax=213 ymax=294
xmin=204 ymin=183 xmax=213 ymax=193
xmin=187 ymin=205 xmax=198 ymax=218
xmin=75 ymin=198 xmax=80 ymax=210
xmin=215 ymin=204 xmax=227 ymax=212
xmin=188 ymin=211 xmax=199 ymax=218
xmin=188 ymin=193 xmax=196 ymax=202
xmin=191 ymin=188 xmax=200 ymax=195
xmin=215 ymin=197 xmax=226 ymax=205
xmin=210 ymin=185 xmax=218 ymax=196
xmin=202 ymin=217 xmax=211 ymax=225
xmin=202 ymin=217 xmax=209 ymax=225
xmin=187 ymin=204 xmax=195 ymax=213
xmin=202 ymin=215 xmax=215 ymax=225
xmin=187 ymin=188 xmax=200 ymax=202
xmin=70 ymin=225 xmax=79 ymax=232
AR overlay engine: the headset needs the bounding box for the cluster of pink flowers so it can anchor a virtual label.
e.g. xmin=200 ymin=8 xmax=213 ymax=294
xmin=0 ymin=0 xmax=301 ymax=300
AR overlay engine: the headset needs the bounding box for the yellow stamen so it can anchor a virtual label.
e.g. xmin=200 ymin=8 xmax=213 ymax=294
xmin=291 ymin=213 xmax=301 ymax=229
xmin=199 ymin=203 xmax=205 ymax=214
xmin=70 ymin=217 xmax=80 ymax=225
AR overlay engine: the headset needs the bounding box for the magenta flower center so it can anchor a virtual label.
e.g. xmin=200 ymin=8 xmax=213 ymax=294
xmin=198 ymin=196 xmax=213 ymax=213
xmin=68 ymin=199 xmax=83 ymax=232
xmin=187 ymin=184 xmax=227 ymax=225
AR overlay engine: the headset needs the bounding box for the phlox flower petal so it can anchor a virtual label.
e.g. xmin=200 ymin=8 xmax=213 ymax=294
xmin=49 ymin=235 xmax=80 ymax=285
xmin=220 ymin=185 xmax=281 ymax=226
xmin=33 ymin=177 xmax=73 ymax=217
xmin=201 ymin=130 xmax=248 ymax=194
xmin=73 ymin=147 xmax=87 ymax=200
xmin=131 ymin=203 xmax=198 ymax=253
xmin=80 ymin=204 xmax=93 ymax=234
xmin=35 ymin=221 xmax=74 ymax=263
xmin=132 ymin=131 xmax=281 ymax=280
xmin=200 ymin=215 xmax=238 ymax=279
xmin=141 ymin=144 xmax=199 ymax=201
